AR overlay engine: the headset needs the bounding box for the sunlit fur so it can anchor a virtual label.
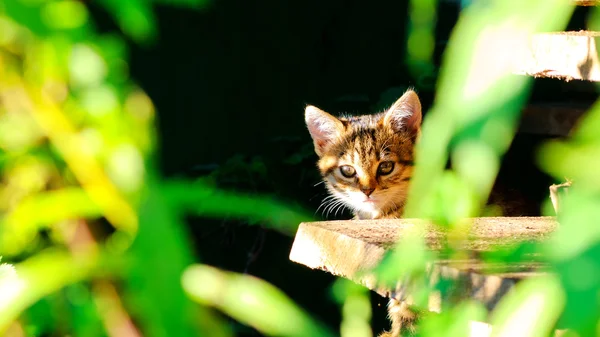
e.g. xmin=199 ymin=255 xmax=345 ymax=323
xmin=306 ymin=90 xmax=422 ymax=220
xmin=306 ymin=90 xmax=538 ymax=336
xmin=305 ymin=90 xmax=423 ymax=337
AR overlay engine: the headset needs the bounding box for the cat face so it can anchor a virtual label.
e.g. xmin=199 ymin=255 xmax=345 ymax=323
xmin=305 ymin=90 xmax=422 ymax=219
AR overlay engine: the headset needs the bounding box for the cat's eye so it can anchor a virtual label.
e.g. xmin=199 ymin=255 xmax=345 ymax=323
xmin=377 ymin=161 xmax=395 ymax=175
xmin=339 ymin=165 xmax=356 ymax=178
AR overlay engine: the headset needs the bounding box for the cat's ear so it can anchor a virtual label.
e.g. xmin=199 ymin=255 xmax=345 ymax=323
xmin=305 ymin=105 xmax=345 ymax=156
xmin=383 ymin=90 xmax=422 ymax=137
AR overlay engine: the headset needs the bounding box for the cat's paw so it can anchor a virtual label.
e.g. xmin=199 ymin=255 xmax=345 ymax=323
xmin=384 ymin=298 xmax=419 ymax=337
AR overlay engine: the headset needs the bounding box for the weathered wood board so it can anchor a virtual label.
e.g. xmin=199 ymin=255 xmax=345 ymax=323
xmin=289 ymin=217 xmax=558 ymax=313
xmin=514 ymin=31 xmax=600 ymax=82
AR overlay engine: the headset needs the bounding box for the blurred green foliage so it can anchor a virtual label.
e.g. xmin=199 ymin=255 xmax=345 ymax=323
xmin=0 ymin=0 xmax=599 ymax=337
xmin=0 ymin=0 xmax=316 ymax=336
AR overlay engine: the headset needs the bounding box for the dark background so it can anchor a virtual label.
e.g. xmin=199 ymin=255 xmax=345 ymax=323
xmin=93 ymin=2 xmax=596 ymax=335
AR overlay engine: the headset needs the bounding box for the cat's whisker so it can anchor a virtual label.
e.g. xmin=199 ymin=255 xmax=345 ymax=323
xmin=336 ymin=204 xmax=347 ymax=218
xmin=315 ymin=203 xmax=329 ymax=215
xmin=313 ymin=180 xmax=326 ymax=187
xmin=324 ymin=194 xmax=337 ymax=201
xmin=316 ymin=195 xmax=337 ymax=215
xmin=333 ymin=202 xmax=346 ymax=217
xmin=320 ymin=198 xmax=338 ymax=217
xmin=323 ymin=202 xmax=336 ymax=218
xmin=328 ymin=199 xmax=343 ymax=215
xmin=309 ymin=190 xmax=331 ymax=201
xmin=316 ymin=200 xmax=330 ymax=216
xmin=326 ymin=198 xmax=345 ymax=218
xmin=324 ymin=202 xmax=335 ymax=218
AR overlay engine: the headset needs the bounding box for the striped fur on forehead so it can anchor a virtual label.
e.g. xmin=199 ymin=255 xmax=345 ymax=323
xmin=327 ymin=112 xmax=416 ymax=164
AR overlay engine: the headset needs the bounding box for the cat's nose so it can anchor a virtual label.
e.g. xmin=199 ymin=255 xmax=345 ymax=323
xmin=361 ymin=187 xmax=375 ymax=196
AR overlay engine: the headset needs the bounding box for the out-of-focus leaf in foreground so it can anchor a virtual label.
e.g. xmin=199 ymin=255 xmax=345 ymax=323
xmin=0 ymin=188 xmax=102 ymax=256
xmin=96 ymin=0 xmax=211 ymax=45
xmin=419 ymin=301 xmax=487 ymax=337
xmin=537 ymin=69 xmax=600 ymax=337
xmin=331 ymin=279 xmax=372 ymax=337
xmin=183 ymin=264 xmax=335 ymax=337
xmin=0 ymin=0 xmax=325 ymax=336
xmin=405 ymin=0 xmax=574 ymax=220
xmin=2 ymin=0 xmax=92 ymax=38
xmin=123 ymin=177 xmax=205 ymax=337
xmin=489 ymin=276 xmax=565 ymax=337
xmin=406 ymin=0 xmax=437 ymax=79
xmin=389 ymin=0 xmax=576 ymax=336
xmin=96 ymin=0 xmax=157 ymax=45
xmin=0 ymin=250 xmax=96 ymax=333
xmin=165 ymin=180 xmax=314 ymax=235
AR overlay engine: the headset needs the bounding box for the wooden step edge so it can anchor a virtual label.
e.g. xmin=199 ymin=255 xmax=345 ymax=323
xmin=289 ymin=217 xmax=558 ymax=313
xmin=513 ymin=31 xmax=600 ymax=82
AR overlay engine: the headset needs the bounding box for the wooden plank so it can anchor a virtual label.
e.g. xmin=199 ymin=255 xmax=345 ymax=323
xmin=518 ymin=103 xmax=589 ymax=136
xmin=289 ymin=217 xmax=558 ymax=312
xmin=514 ymin=31 xmax=600 ymax=82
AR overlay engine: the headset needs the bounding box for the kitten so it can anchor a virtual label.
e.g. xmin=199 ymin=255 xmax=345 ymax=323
xmin=304 ymin=89 xmax=422 ymax=336
xmin=305 ymin=90 xmax=421 ymax=220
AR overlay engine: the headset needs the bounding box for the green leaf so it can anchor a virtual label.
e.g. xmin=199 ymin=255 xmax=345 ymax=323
xmin=331 ymin=279 xmax=372 ymax=337
xmin=489 ymin=276 xmax=565 ymax=337
xmin=164 ymin=180 xmax=314 ymax=235
xmin=96 ymin=0 xmax=157 ymax=45
xmin=0 ymin=188 xmax=103 ymax=256
xmin=183 ymin=264 xmax=334 ymax=337
xmin=2 ymin=0 xmax=52 ymax=37
xmin=123 ymin=177 xmax=213 ymax=337
xmin=40 ymin=1 xmax=89 ymax=30
xmin=554 ymin=242 xmax=600 ymax=336
xmin=69 ymin=44 xmax=108 ymax=88
xmin=419 ymin=301 xmax=487 ymax=337
xmin=404 ymin=0 xmax=574 ymax=219
xmin=0 ymin=249 xmax=96 ymax=333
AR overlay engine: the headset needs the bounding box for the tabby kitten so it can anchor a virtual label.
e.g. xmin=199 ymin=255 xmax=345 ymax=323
xmin=305 ymin=89 xmax=422 ymax=336
xmin=305 ymin=89 xmax=421 ymax=220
